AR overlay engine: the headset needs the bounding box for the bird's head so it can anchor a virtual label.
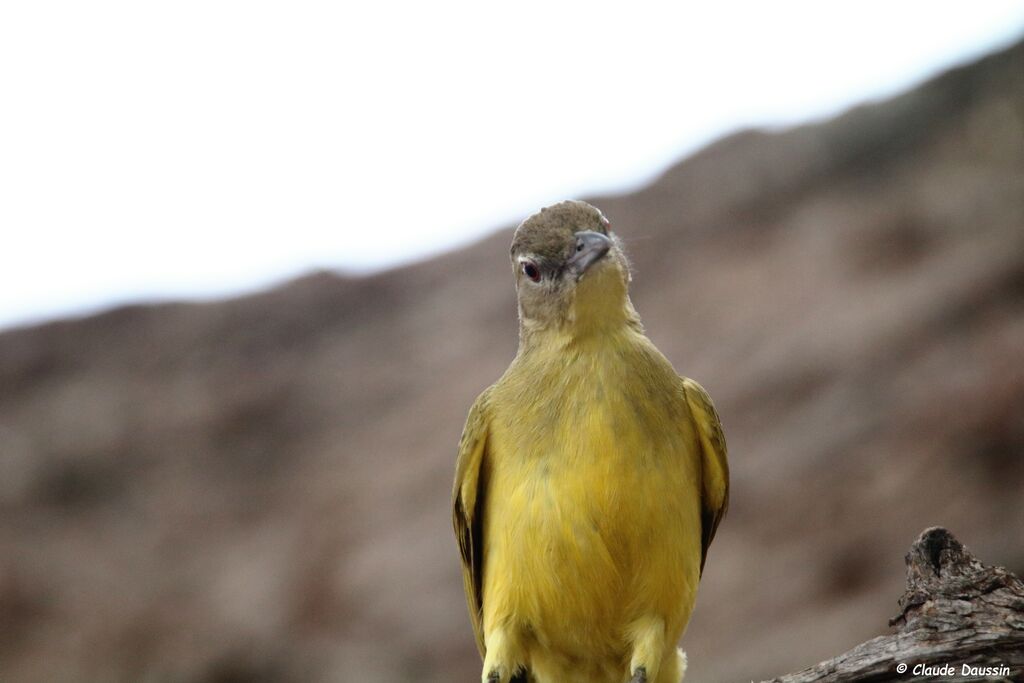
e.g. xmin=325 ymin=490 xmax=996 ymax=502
xmin=510 ymin=200 xmax=639 ymax=340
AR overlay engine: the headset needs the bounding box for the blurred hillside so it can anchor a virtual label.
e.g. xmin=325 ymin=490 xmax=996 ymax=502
xmin=1 ymin=38 xmax=1023 ymax=683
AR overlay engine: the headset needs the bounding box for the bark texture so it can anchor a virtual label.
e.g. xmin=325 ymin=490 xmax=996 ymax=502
xmin=764 ymin=528 xmax=1024 ymax=682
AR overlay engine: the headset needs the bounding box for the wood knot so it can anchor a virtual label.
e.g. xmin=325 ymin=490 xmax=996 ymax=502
xmin=892 ymin=527 xmax=978 ymax=627
xmin=892 ymin=526 xmax=1024 ymax=633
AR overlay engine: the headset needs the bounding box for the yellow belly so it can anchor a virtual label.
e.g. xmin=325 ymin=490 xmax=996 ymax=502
xmin=482 ymin=368 xmax=703 ymax=680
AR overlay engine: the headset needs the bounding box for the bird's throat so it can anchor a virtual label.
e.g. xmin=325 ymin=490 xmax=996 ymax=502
xmin=519 ymin=264 xmax=641 ymax=353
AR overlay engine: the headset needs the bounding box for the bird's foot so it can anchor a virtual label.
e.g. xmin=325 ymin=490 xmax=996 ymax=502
xmin=630 ymin=665 xmax=647 ymax=683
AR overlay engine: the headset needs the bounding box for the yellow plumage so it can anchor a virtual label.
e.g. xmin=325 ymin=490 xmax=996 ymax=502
xmin=453 ymin=201 xmax=728 ymax=683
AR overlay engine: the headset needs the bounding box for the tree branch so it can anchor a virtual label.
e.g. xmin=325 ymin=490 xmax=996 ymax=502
xmin=762 ymin=527 xmax=1024 ymax=682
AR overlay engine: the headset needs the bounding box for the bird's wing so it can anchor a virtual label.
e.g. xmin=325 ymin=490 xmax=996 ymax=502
xmin=451 ymin=388 xmax=492 ymax=658
xmin=682 ymin=377 xmax=730 ymax=575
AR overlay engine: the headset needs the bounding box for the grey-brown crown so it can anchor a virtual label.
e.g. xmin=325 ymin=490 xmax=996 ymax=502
xmin=511 ymin=200 xmax=611 ymax=262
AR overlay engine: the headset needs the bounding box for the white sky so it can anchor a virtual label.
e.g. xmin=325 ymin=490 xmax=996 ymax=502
xmin=2 ymin=2 xmax=1023 ymax=330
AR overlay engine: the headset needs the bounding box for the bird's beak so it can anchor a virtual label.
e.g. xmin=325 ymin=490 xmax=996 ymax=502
xmin=567 ymin=231 xmax=612 ymax=281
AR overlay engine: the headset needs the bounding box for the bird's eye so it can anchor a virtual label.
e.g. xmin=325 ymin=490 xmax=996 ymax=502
xmin=522 ymin=262 xmax=541 ymax=282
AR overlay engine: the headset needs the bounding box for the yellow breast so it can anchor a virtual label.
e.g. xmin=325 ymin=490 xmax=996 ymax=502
xmin=481 ymin=330 xmax=703 ymax=668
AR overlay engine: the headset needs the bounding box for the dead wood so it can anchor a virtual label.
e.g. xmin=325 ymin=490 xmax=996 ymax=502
xmin=762 ymin=528 xmax=1024 ymax=682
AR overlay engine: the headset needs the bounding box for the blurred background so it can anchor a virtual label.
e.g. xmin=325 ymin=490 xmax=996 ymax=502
xmin=1 ymin=3 xmax=1024 ymax=682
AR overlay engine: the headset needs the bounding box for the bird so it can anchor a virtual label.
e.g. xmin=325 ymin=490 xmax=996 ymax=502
xmin=452 ymin=200 xmax=729 ymax=683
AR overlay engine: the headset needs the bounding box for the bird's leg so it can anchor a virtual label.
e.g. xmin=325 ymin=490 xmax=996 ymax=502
xmin=627 ymin=615 xmax=665 ymax=683
xmin=482 ymin=626 xmax=521 ymax=683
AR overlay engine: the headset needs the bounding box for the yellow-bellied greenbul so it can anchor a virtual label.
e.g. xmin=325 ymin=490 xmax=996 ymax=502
xmin=453 ymin=200 xmax=729 ymax=683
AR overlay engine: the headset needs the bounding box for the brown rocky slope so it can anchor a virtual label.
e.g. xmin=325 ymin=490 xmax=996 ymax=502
xmin=1 ymin=38 xmax=1022 ymax=683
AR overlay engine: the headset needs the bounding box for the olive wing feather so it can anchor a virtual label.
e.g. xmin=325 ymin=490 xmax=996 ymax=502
xmin=451 ymin=389 xmax=492 ymax=658
xmin=682 ymin=377 xmax=730 ymax=575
